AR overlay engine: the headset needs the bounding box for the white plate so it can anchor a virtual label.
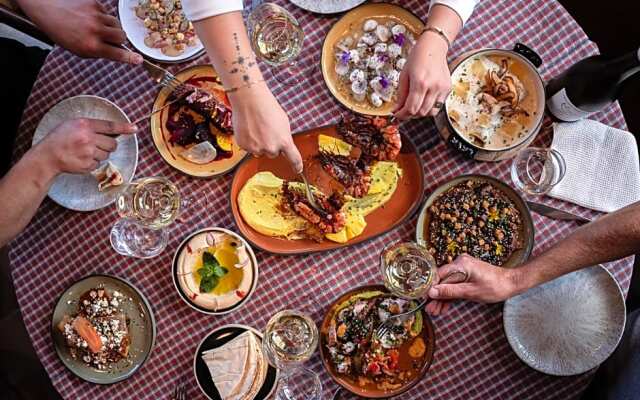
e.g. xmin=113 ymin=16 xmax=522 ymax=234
xmin=118 ymin=0 xmax=205 ymax=63
xmin=503 ymin=265 xmax=626 ymax=376
xmin=288 ymin=0 xmax=366 ymax=14
xmin=32 ymin=95 xmax=138 ymax=211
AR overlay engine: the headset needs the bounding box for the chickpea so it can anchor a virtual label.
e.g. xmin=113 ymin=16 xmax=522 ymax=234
xmin=496 ymin=230 xmax=504 ymax=240
xmin=479 ymin=221 xmax=485 ymax=228
xmin=479 ymin=239 xmax=485 ymax=246
xmin=454 ymin=223 xmax=462 ymax=230
xmin=466 ymin=216 xmax=473 ymax=224
xmin=484 ymin=244 xmax=490 ymax=251
xmin=482 ymin=200 xmax=489 ymax=209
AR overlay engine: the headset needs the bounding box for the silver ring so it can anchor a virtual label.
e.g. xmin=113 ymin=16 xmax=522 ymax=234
xmin=433 ymin=101 xmax=444 ymax=110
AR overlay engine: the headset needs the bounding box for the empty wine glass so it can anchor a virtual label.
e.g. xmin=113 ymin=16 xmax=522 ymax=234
xmin=263 ymin=310 xmax=322 ymax=400
xmin=247 ymin=2 xmax=305 ymax=85
xmin=110 ymin=176 xmax=205 ymax=258
xmin=511 ymin=147 xmax=566 ymax=195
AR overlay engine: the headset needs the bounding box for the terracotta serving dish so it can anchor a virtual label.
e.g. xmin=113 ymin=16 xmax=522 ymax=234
xmin=320 ymin=3 xmax=424 ymax=116
xmin=319 ymin=285 xmax=436 ymax=398
xmin=415 ymin=174 xmax=535 ymax=268
xmin=229 ymin=124 xmax=424 ymax=254
xmin=150 ymin=64 xmax=247 ymax=177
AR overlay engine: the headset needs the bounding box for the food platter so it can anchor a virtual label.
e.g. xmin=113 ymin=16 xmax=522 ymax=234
xmin=150 ymin=64 xmax=247 ymax=177
xmin=321 ymin=3 xmax=424 ymax=116
xmin=118 ymin=0 xmax=205 ymax=63
xmin=193 ymin=324 xmax=278 ymax=400
xmin=503 ymin=265 xmax=626 ymax=376
xmin=51 ymin=274 xmax=156 ymax=384
xmin=319 ymin=285 xmax=436 ymax=398
xmin=32 ymin=95 xmax=138 ymax=211
xmin=171 ymin=227 xmax=259 ymax=315
xmin=229 ymin=123 xmax=425 ymax=255
xmin=416 ymin=174 xmax=534 ymax=268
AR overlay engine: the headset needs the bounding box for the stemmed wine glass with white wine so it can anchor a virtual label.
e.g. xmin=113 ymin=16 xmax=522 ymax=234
xmin=380 ymin=242 xmax=438 ymax=300
xmin=263 ymin=310 xmax=322 ymax=400
xmin=109 ymin=176 xmax=204 ymax=258
xmin=247 ymin=2 xmax=306 ymax=85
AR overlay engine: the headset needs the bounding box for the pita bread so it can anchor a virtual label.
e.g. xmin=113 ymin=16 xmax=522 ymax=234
xmin=202 ymin=331 xmax=266 ymax=400
xmin=91 ymin=161 xmax=124 ymax=192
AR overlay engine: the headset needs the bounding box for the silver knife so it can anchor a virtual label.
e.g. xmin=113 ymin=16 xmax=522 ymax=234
xmin=526 ymin=201 xmax=591 ymax=223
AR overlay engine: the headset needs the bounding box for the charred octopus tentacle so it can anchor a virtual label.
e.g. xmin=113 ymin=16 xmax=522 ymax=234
xmin=337 ymin=114 xmax=402 ymax=161
xmin=282 ymin=182 xmax=346 ymax=234
xmin=316 ymin=151 xmax=372 ymax=198
xmin=171 ymin=84 xmax=233 ymax=134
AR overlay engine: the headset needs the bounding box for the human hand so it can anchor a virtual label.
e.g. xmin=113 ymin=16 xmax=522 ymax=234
xmin=394 ymin=32 xmax=451 ymax=119
xmin=35 ymin=118 xmax=138 ymax=175
xmin=18 ymin=0 xmax=142 ymax=64
xmin=228 ymin=84 xmax=303 ymax=173
xmin=425 ymin=254 xmax=521 ymax=316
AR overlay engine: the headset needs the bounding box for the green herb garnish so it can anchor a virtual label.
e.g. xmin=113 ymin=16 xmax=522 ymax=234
xmin=197 ymin=251 xmax=228 ymax=293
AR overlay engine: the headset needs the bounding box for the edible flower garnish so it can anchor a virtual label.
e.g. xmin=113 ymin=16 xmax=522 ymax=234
xmin=393 ymin=33 xmax=406 ymax=46
xmin=198 ymin=251 xmax=228 ymax=293
xmin=340 ymin=51 xmax=351 ymax=64
xmin=380 ymin=76 xmax=389 ymax=89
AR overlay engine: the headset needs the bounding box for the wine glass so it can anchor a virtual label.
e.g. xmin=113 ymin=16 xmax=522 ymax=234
xmin=109 ymin=176 xmax=204 ymax=258
xmin=247 ymin=2 xmax=305 ymax=85
xmin=262 ymin=310 xmax=322 ymax=400
xmin=380 ymin=242 xmax=438 ymax=300
xmin=510 ymin=147 xmax=566 ymax=195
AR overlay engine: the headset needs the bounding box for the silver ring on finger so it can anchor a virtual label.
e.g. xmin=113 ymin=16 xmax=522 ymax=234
xmin=433 ymin=101 xmax=444 ymax=110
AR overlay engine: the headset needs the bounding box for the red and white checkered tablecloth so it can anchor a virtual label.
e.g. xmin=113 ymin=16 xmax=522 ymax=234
xmin=9 ymin=0 xmax=635 ymax=399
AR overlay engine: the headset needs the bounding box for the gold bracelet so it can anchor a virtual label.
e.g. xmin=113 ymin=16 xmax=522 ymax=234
xmin=421 ymin=26 xmax=451 ymax=50
xmin=224 ymin=79 xmax=267 ymax=94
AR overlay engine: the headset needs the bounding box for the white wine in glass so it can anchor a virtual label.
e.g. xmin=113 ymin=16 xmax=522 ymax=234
xmin=380 ymin=242 xmax=437 ymax=299
xmin=115 ymin=177 xmax=181 ymax=229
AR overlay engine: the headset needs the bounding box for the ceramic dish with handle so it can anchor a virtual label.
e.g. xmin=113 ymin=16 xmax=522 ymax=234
xmin=32 ymin=95 xmax=138 ymax=211
xmin=51 ymin=274 xmax=156 ymax=384
xmin=118 ymin=0 xmax=205 ymax=63
xmin=229 ymin=123 xmax=425 ymax=255
xmin=320 ymin=3 xmax=424 ymax=116
xmin=193 ymin=324 xmax=278 ymax=400
xmin=503 ymin=265 xmax=626 ymax=376
xmin=150 ymin=64 xmax=248 ymax=177
xmin=319 ymin=285 xmax=436 ymax=398
xmin=416 ymin=174 xmax=534 ymax=268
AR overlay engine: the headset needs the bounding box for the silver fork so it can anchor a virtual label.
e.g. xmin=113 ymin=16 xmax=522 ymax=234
xmin=121 ymin=44 xmax=184 ymax=92
xmin=374 ymin=270 xmax=469 ymax=339
xmin=173 ymin=382 xmax=186 ymax=400
xmin=298 ymin=171 xmax=324 ymax=215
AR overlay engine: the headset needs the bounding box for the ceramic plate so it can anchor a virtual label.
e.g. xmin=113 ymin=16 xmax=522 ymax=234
xmin=320 ymin=3 xmax=424 ymax=116
xmin=51 ymin=274 xmax=156 ymax=384
xmin=118 ymin=0 xmax=205 ymax=63
xmin=32 ymin=95 xmax=138 ymax=211
xmin=150 ymin=64 xmax=248 ymax=177
xmin=415 ymin=174 xmax=535 ymax=268
xmin=172 ymin=227 xmax=259 ymax=315
xmin=193 ymin=324 xmax=278 ymax=400
xmin=288 ymin=0 xmax=366 ymax=14
xmin=504 ymin=265 xmax=626 ymax=376
xmin=230 ymin=124 xmax=425 ymax=254
xmin=319 ymin=285 xmax=436 ymax=398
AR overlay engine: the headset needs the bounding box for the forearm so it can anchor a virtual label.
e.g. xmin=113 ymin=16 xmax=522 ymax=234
xmin=193 ymin=12 xmax=265 ymax=91
xmin=424 ymin=4 xmax=464 ymax=47
xmin=0 ymin=147 xmax=57 ymax=246
xmin=512 ymin=202 xmax=640 ymax=295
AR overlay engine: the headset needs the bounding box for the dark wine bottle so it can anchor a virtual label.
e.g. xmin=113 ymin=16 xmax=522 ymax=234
xmin=546 ymin=47 xmax=640 ymax=121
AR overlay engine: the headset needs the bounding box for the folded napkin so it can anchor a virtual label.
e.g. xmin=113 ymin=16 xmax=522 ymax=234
xmin=549 ymin=119 xmax=640 ymax=213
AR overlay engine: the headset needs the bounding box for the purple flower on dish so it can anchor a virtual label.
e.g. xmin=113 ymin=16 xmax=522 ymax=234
xmin=393 ymin=33 xmax=406 ymax=46
xmin=340 ymin=51 xmax=351 ymax=64
xmin=380 ymin=76 xmax=389 ymax=89
xmin=377 ymin=53 xmax=389 ymax=62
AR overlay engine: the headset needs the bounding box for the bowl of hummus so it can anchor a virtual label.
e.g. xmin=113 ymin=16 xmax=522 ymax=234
xmin=434 ymin=43 xmax=545 ymax=162
xmin=172 ymin=228 xmax=258 ymax=315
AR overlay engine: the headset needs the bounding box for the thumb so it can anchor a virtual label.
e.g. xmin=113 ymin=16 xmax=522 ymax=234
xmin=282 ymin=139 xmax=304 ymax=174
xmin=428 ymin=283 xmax=475 ymax=301
xmin=393 ymin=71 xmax=409 ymax=112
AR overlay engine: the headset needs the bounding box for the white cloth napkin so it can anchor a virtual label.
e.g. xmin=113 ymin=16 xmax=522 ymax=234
xmin=549 ymin=119 xmax=640 ymax=213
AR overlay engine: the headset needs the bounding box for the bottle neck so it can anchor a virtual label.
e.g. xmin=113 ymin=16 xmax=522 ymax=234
xmin=616 ymin=47 xmax=640 ymax=83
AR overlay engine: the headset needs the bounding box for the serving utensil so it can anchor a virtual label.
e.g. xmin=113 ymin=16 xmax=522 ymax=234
xmin=374 ymin=270 xmax=469 ymax=339
xmin=526 ymin=201 xmax=591 ymax=223
xmin=131 ymin=97 xmax=180 ymax=125
xmin=298 ymin=171 xmax=325 ymax=215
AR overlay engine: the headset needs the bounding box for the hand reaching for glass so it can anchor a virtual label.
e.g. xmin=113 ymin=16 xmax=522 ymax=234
xmin=34 ymin=118 xmax=138 ymax=175
xmin=426 ymin=254 xmax=521 ymax=316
